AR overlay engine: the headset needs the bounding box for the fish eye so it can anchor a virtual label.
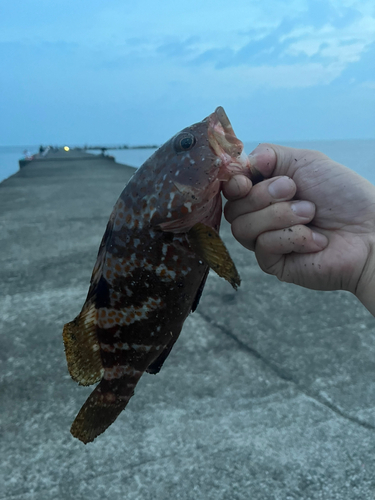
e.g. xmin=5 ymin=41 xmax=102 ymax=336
xmin=173 ymin=133 xmax=196 ymax=153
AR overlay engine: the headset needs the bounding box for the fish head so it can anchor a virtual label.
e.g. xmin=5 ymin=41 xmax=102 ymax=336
xmin=134 ymin=107 xmax=251 ymax=232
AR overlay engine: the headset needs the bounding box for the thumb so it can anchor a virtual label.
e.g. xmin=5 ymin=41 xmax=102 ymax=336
xmin=249 ymin=143 xmax=328 ymax=180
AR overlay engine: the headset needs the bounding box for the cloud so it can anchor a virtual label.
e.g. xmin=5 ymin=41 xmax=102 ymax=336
xmin=146 ymin=5 xmax=375 ymax=89
xmin=282 ymin=15 xmax=375 ymax=57
xmin=1 ymin=0 xmax=374 ymax=144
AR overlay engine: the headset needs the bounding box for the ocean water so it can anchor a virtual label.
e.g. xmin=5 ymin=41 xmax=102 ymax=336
xmin=0 ymin=145 xmax=40 ymax=183
xmin=0 ymin=140 xmax=374 ymax=185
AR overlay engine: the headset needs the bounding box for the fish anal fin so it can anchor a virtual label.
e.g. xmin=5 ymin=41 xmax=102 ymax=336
xmin=191 ymin=268 xmax=209 ymax=313
xmin=188 ymin=223 xmax=241 ymax=290
xmin=146 ymin=341 xmax=176 ymax=375
xmin=70 ymin=380 xmax=129 ymax=444
xmin=62 ymin=304 xmax=104 ymax=386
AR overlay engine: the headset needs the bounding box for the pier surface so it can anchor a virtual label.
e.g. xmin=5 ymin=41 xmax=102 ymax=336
xmin=1 ymin=149 xmax=375 ymax=499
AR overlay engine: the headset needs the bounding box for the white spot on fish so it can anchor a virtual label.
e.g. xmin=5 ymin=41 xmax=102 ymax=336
xmin=154 ymin=263 xmax=176 ymax=281
xmin=133 ymin=238 xmax=140 ymax=248
xmin=131 ymin=344 xmax=152 ymax=353
xmin=167 ymin=191 xmax=176 ymax=210
xmin=175 ymin=170 xmax=180 ymax=176
xmin=184 ymin=202 xmax=192 ymax=213
xmin=149 ymin=206 xmax=158 ymax=219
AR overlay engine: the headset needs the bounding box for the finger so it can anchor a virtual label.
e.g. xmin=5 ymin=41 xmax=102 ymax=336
xmin=255 ymin=225 xmax=328 ymax=275
xmin=222 ymin=175 xmax=252 ymax=201
xmin=247 ymin=144 xmax=277 ymax=179
xmin=225 ymin=176 xmax=296 ymax=223
xmin=257 ymin=143 xmax=330 ymax=178
xmin=222 ymin=144 xmax=278 ymax=201
xmin=231 ymin=200 xmax=316 ymax=251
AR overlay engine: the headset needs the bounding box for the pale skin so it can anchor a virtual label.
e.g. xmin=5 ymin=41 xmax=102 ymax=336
xmin=222 ymin=143 xmax=375 ymax=316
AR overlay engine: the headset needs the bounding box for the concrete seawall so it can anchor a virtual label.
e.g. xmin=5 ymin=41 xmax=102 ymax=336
xmin=18 ymin=148 xmax=116 ymax=168
xmin=1 ymin=151 xmax=375 ymax=499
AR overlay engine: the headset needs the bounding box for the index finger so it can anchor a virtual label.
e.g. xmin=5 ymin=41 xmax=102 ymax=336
xmin=222 ymin=144 xmax=277 ymax=202
xmin=247 ymin=144 xmax=277 ymax=180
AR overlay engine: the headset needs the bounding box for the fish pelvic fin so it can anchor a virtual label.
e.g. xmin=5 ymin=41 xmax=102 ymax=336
xmin=70 ymin=380 xmax=132 ymax=444
xmin=62 ymin=304 xmax=104 ymax=386
xmin=187 ymin=223 xmax=241 ymax=290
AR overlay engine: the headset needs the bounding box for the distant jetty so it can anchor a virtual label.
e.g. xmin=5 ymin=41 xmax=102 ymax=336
xmin=18 ymin=144 xmax=158 ymax=169
xmin=82 ymin=144 xmax=159 ymax=151
xmin=18 ymin=147 xmax=115 ymax=169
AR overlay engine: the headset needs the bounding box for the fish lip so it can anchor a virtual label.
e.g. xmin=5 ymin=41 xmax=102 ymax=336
xmin=208 ymin=106 xmax=244 ymax=161
xmin=208 ymin=107 xmax=264 ymax=183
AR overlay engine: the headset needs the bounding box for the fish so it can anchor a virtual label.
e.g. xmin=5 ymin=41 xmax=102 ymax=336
xmin=63 ymin=106 xmax=258 ymax=443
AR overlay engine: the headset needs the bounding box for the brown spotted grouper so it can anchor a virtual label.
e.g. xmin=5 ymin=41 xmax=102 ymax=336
xmin=63 ymin=107 xmax=258 ymax=443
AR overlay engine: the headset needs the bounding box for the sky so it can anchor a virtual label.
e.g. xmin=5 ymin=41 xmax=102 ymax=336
xmin=0 ymin=0 xmax=374 ymax=146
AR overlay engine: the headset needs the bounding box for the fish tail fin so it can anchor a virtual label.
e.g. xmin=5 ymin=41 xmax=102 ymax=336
xmin=70 ymin=377 xmax=136 ymax=444
xmin=71 ymin=378 xmax=134 ymax=444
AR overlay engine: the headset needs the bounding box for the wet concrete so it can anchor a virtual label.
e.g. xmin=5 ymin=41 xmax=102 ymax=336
xmin=1 ymin=150 xmax=375 ymax=499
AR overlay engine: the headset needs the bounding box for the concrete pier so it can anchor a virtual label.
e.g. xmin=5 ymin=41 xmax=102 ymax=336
xmin=18 ymin=147 xmax=115 ymax=168
xmin=1 ymin=150 xmax=375 ymax=499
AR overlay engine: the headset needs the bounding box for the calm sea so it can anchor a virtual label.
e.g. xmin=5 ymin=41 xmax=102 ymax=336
xmin=0 ymin=140 xmax=374 ymax=185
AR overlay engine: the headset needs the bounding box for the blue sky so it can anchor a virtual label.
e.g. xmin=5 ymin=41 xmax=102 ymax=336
xmin=0 ymin=0 xmax=374 ymax=145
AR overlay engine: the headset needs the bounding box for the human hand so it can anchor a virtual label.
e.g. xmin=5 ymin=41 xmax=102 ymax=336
xmin=223 ymin=144 xmax=375 ymax=315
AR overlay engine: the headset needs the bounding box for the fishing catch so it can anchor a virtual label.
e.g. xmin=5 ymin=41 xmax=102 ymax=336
xmin=63 ymin=107 xmax=259 ymax=443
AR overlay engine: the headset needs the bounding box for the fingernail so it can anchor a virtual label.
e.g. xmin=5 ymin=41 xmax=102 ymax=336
xmin=291 ymin=200 xmax=315 ymax=218
xmin=312 ymin=231 xmax=328 ymax=249
xmin=268 ymin=177 xmax=293 ymax=199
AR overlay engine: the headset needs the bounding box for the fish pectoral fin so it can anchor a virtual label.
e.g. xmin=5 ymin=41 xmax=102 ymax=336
xmin=187 ymin=223 xmax=241 ymax=290
xmin=62 ymin=304 xmax=104 ymax=386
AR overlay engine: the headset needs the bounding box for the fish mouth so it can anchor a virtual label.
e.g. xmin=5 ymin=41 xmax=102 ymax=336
xmin=208 ymin=106 xmax=249 ymax=172
xmin=208 ymin=106 xmax=250 ymax=180
xmin=208 ymin=106 xmax=264 ymax=183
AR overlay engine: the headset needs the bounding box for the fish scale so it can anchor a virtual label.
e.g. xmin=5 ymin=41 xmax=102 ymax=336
xmin=63 ymin=106 xmax=258 ymax=443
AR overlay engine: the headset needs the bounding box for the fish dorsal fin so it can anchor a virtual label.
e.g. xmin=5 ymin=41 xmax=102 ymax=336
xmin=187 ymin=223 xmax=241 ymax=290
xmin=62 ymin=303 xmax=104 ymax=386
